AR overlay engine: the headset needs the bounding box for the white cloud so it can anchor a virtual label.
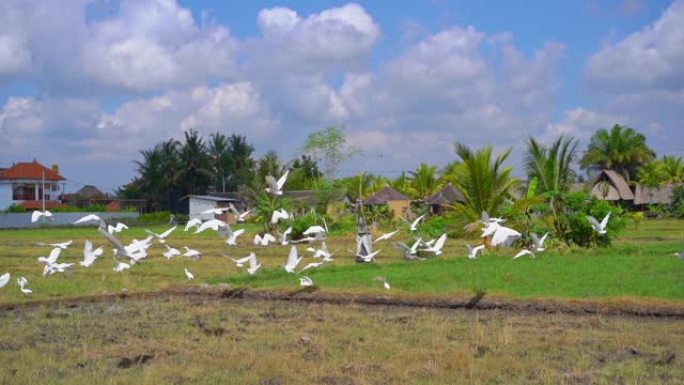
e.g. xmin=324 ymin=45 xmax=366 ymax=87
xmin=543 ymin=108 xmax=627 ymax=142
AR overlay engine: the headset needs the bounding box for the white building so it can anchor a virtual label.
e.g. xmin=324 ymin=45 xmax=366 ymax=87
xmin=0 ymin=160 xmax=66 ymax=211
xmin=184 ymin=195 xmax=240 ymax=222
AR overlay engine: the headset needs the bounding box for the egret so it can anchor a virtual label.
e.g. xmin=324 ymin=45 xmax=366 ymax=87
xmin=513 ymin=249 xmax=535 ymax=259
xmin=37 ymin=240 xmax=73 ymax=249
xmin=0 ymin=272 xmax=10 ymax=288
xmin=229 ymin=204 xmax=251 ymax=222
xmin=490 ymin=226 xmax=522 ymax=247
xmin=420 ymin=233 xmax=447 ymax=256
xmin=113 ymin=262 xmax=131 ymax=272
xmin=465 ymin=243 xmax=485 ymax=259
xmin=230 ymin=253 xmax=254 ymax=268
xmin=17 ymin=277 xmax=31 ymax=295
xmin=163 ymin=245 xmax=181 ymax=259
xmin=402 ymin=214 xmax=426 ymax=231
xmin=182 ymin=247 xmax=202 ymax=260
xmin=270 ymin=208 xmax=289 ymax=224
xmin=73 ymin=214 xmax=101 ymax=225
xmin=184 ymin=218 xmax=203 ymax=232
xmin=374 ymin=230 xmax=399 ymax=243
xmin=299 ymin=261 xmax=324 ymax=273
xmin=299 ymin=276 xmax=314 ymax=287
xmin=31 ymin=210 xmax=53 ymax=223
xmin=184 ymin=268 xmax=195 ymax=280
xmin=98 ymin=224 xmax=130 ymax=259
xmin=247 ymin=253 xmax=261 ymax=275
xmin=253 ymin=233 xmax=277 ymax=246
xmin=80 ymin=240 xmax=103 ymax=267
xmin=220 ymin=226 xmax=245 ymax=246
xmin=108 ymin=222 xmax=129 ymax=234
xmin=587 ymin=212 xmax=611 ymax=235
xmin=284 ymin=246 xmax=302 ymax=273
xmin=530 ymin=232 xmax=549 ymax=252
xmin=374 ymin=276 xmax=391 ymax=290
xmin=357 ymin=249 xmax=381 ymax=263
xmin=265 ymin=170 xmax=289 ymax=195
xmin=37 ymin=247 xmax=62 ymax=265
xmin=277 ymin=226 xmax=293 ymax=245
xmin=145 ymin=225 xmax=177 ymax=244
xmin=201 ymin=207 xmax=230 ymax=215
xmin=194 ymin=219 xmax=226 ymax=234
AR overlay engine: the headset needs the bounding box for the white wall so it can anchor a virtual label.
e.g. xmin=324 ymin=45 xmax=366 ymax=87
xmin=0 ymin=183 xmax=13 ymax=210
xmin=188 ymin=198 xmax=217 ymax=220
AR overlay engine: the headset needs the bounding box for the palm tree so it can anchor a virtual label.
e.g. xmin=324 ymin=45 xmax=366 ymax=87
xmin=254 ymin=151 xmax=284 ymax=189
xmin=452 ymin=142 xmax=517 ymax=221
xmin=579 ymin=124 xmax=655 ymax=182
xmin=226 ymin=134 xmax=255 ymax=191
xmin=409 ymin=163 xmax=440 ymax=198
xmin=134 ymin=147 xmax=165 ymax=210
xmin=636 ymin=160 xmax=665 ymax=188
xmin=174 ymin=129 xmax=214 ymax=195
xmin=660 ymin=155 xmax=684 ymax=183
xmin=208 ymin=133 xmax=231 ymax=192
xmin=391 ymin=172 xmax=416 ymax=198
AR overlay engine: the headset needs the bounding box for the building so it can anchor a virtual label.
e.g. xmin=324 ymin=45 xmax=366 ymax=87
xmin=183 ymin=194 xmax=241 ymax=222
xmin=589 ymin=169 xmax=634 ymax=204
xmin=362 ymin=185 xmax=412 ymax=219
xmin=424 ymin=183 xmax=464 ymax=214
xmin=633 ymin=184 xmax=681 ymax=206
xmin=0 ymin=160 xmax=66 ymax=211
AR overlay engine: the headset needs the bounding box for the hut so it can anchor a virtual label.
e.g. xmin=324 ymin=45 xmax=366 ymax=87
xmin=362 ymin=185 xmax=412 ymax=219
xmin=590 ymin=170 xmax=634 ymax=204
xmin=424 ymin=183 xmax=464 ymax=214
xmin=633 ymin=184 xmax=680 ymax=206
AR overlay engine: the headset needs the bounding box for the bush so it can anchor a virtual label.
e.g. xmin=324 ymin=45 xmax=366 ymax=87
xmin=132 ymin=211 xmax=175 ymax=226
xmin=286 ymin=210 xmax=320 ymax=239
xmin=559 ymin=192 xmax=626 ymax=247
xmin=327 ymin=213 xmax=356 ymax=235
xmin=3 ymin=204 xmax=26 ymax=213
xmin=419 ymin=213 xmax=464 ymax=238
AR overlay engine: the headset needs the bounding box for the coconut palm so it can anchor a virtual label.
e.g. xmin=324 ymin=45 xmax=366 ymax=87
xmin=226 ymin=134 xmax=255 ymax=191
xmin=174 ymin=129 xmax=214 ymax=195
xmin=525 ymin=135 xmax=578 ymax=194
xmin=660 ymin=155 xmax=684 ymax=184
xmin=208 ymin=133 xmax=231 ymax=192
xmin=636 ymin=161 xmax=665 ymax=188
xmin=409 ymin=163 xmax=440 ymax=198
xmin=452 ymin=142 xmax=517 ymax=221
xmin=579 ymin=124 xmax=655 ymax=182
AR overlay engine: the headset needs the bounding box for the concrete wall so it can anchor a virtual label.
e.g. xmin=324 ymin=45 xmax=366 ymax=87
xmin=0 ymin=212 xmax=139 ymax=229
xmin=188 ymin=198 xmax=218 ymax=221
xmin=0 ymin=184 xmax=11 ymax=211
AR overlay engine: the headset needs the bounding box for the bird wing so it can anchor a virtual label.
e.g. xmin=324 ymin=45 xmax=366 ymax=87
xmin=233 ymin=229 xmax=245 ymax=238
xmin=265 ymin=175 xmax=279 ymax=191
xmin=481 ymin=222 xmax=500 ymax=238
xmin=160 ymin=225 xmax=177 ymax=238
xmin=74 ymin=214 xmax=101 ymax=224
xmin=303 ymin=226 xmax=325 ymax=235
xmin=394 ymin=242 xmax=410 ymax=251
xmin=539 ymin=232 xmax=549 ymax=247
xmin=586 ymin=216 xmax=601 ymax=229
xmin=84 ymin=240 xmax=93 ymax=255
xmin=46 ymin=247 xmax=62 ymax=264
xmin=411 ymin=214 xmax=426 ymax=228
xmin=530 ymin=233 xmax=540 ymax=247
xmin=0 ymin=273 xmax=10 ymax=288
xmin=185 ymin=218 xmax=202 ymax=231
xmin=263 ymin=233 xmax=276 ymax=243
xmin=513 ymin=249 xmax=533 ymax=259
xmin=253 ymin=234 xmax=262 ymax=244
xmin=248 ymin=253 xmax=258 ymax=269
xmin=144 ymin=229 xmax=160 ymax=238
xmin=481 ymin=211 xmax=490 ymax=224
xmin=433 ymin=233 xmax=447 ymax=250
xmin=276 ymin=170 xmax=289 ymax=190
xmin=600 ymin=212 xmax=611 ymax=228
xmin=491 ymin=226 xmax=521 ymax=247
xmin=473 ymin=245 xmax=485 ymax=257
xmin=98 ymin=226 xmax=127 ymax=256
xmin=31 ymin=211 xmax=42 ymax=223
xmin=410 ymin=238 xmax=422 ymax=252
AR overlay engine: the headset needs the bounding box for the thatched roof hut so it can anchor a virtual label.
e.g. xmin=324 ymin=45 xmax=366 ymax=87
xmin=590 ymin=170 xmax=634 ymax=202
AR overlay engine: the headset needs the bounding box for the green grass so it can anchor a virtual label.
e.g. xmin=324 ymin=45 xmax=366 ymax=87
xmin=0 ymin=219 xmax=683 ymax=304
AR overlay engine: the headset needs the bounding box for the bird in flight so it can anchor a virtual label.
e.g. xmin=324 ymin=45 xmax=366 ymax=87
xmin=464 ymin=243 xmax=485 ymax=259
xmin=587 ymin=212 xmax=611 ymax=235
xmin=420 ymin=233 xmax=447 ymax=256
xmin=530 ymin=232 xmax=549 ymax=252
xmin=402 ymin=214 xmax=426 ymax=232
xmin=31 ymin=210 xmax=53 ymax=223
xmin=284 ymin=246 xmax=302 ymax=274
xmin=513 ymin=249 xmax=535 ymax=259
xmin=265 ymin=170 xmax=289 ymax=195
xmin=374 ymin=276 xmax=391 ymax=290
xmin=374 ymin=230 xmax=399 ymax=243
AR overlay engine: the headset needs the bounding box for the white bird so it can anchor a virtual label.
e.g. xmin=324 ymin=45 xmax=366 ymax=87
xmin=402 ymin=214 xmax=426 ymax=231
xmin=299 ymin=261 xmax=324 ymax=273
xmin=265 ymin=170 xmax=289 ymax=195
xmin=277 ymin=226 xmax=293 ymax=245
xmin=230 ymin=253 xmax=254 ymax=268
xmin=420 ymin=233 xmax=447 ymax=256
xmin=43 ymin=261 xmax=73 ymax=276
xmin=465 ymin=243 xmax=485 ymax=259
xmin=113 ymin=262 xmax=131 ymax=272
xmin=145 ymin=225 xmax=177 ymax=244
xmin=125 ymin=236 xmax=153 ymax=255
xmin=490 ymin=226 xmax=522 ymax=247
xmin=17 ymin=277 xmax=31 ymax=295
xmin=229 ymin=204 xmax=251 ymax=222
xmin=80 ymin=240 xmax=103 ymax=267
xmin=0 ymin=272 xmax=10 ymax=288
xmin=304 ymin=225 xmax=326 ymax=235
xmin=126 ymin=250 xmax=148 ymax=264
xmin=374 ymin=276 xmax=391 ymax=290
xmin=37 ymin=240 xmax=73 ymax=249
xmin=222 ymin=227 xmax=245 ymax=246
xmin=253 ymin=233 xmax=277 ymax=246
xmin=163 ymin=245 xmax=181 ymax=259
xmin=481 ymin=211 xmax=505 ymax=225
xmin=201 ymin=207 xmax=231 ymax=215
xmin=37 ymin=247 xmax=62 ymax=265
xmin=481 ymin=222 xmax=500 ymax=238
xmin=587 ymin=212 xmax=611 ymax=235
xmin=299 ymin=276 xmax=314 ymax=287
xmin=184 ymin=218 xmax=203 ymax=232
xmin=184 ymin=268 xmax=195 ymax=280
xmin=107 ymin=222 xmax=129 ymax=234
xmin=530 ymin=232 xmax=549 ymax=252
xmin=31 ymin=210 xmax=53 ymax=223
xmin=513 ymin=249 xmax=535 ymax=259
xmin=270 ymin=208 xmax=290 ymax=225
xmin=374 ymin=230 xmax=399 ymax=243
xmin=98 ymin=224 xmax=131 ymax=259
xmin=284 ymin=246 xmax=302 ymax=273
xmin=247 ymin=253 xmax=261 ymax=275
xmin=194 ymin=219 xmax=227 ymax=234
xmin=182 ymin=247 xmax=202 ymax=260
xmin=357 ymin=249 xmax=381 ymax=263
xmin=73 ymin=214 xmax=101 ymax=225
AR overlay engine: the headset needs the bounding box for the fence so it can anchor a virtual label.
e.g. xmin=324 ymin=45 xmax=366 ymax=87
xmin=0 ymin=212 xmax=139 ymax=229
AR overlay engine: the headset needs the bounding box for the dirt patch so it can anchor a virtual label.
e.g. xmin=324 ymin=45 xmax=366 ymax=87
xmin=117 ymin=353 xmax=155 ymax=369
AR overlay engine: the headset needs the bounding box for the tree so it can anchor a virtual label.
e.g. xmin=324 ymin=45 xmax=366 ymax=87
xmin=579 ymin=124 xmax=655 ymax=182
xmin=226 ymin=134 xmax=255 ymax=191
xmin=451 ymin=142 xmax=517 ymax=221
xmin=254 ymin=151 xmax=284 ymax=188
xmin=286 ymin=155 xmax=322 ymax=190
xmin=208 ymin=133 xmax=231 ymax=192
xmin=174 ymin=129 xmax=214 ymax=195
xmin=660 ymin=155 xmax=684 ymax=183
xmin=409 ymin=163 xmax=440 ymax=198
xmin=300 ymin=126 xmax=361 ymax=178
xmin=636 ymin=160 xmax=665 ymax=188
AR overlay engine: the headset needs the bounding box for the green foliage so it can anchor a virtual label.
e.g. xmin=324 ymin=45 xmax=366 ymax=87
xmin=299 ymin=125 xmax=361 ymax=177
xmin=327 ymin=213 xmax=356 ymax=235
xmin=559 ymin=192 xmax=626 ymax=247
xmin=133 ymin=211 xmax=175 ymax=226
xmin=285 ymin=155 xmax=322 ymax=190
xmin=286 ymin=210 xmax=320 ymax=239
xmin=525 ymin=135 xmax=578 ymax=194
xmin=671 ymin=185 xmax=684 ymax=218
xmin=3 ymin=204 xmax=26 ymax=213
xmin=636 ymin=160 xmax=666 ymax=187
xmin=418 ymin=213 xmax=463 ymax=238
xmin=408 ymin=163 xmax=440 ymax=198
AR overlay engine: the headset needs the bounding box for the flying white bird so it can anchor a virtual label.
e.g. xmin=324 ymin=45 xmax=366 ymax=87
xmin=98 ymin=224 xmax=131 ymax=259
xmin=113 ymin=262 xmax=131 ymax=272
xmin=420 ymin=233 xmax=447 ymax=256
xmin=42 ymin=261 xmax=73 ymax=276
xmin=37 ymin=240 xmax=73 ymax=249
xmin=299 ymin=276 xmax=314 ymax=287
xmin=284 ymin=246 xmax=302 ymax=273
xmin=31 ymin=210 xmax=53 ymax=223
xmin=357 ymin=249 xmax=381 ymax=263
xmin=374 ymin=230 xmax=399 ymax=243
xmin=194 ymin=219 xmax=227 ymax=234
xmin=530 ymin=232 xmax=549 ymax=252
xmin=265 ymin=170 xmax=289 ymax=195
xmin=182 ymin=247 xmax=202 ymax=260
xmin=481 ymin=222 xmax=500 ymax=238
xmin=0 ymin=273 xmax=10 ymax=288
xmin=513 ymin=249 xmax=535 ymax=259
xmin=230 ymin=253 xmax=254 ymax=268
xmin=126 ymin=250 xmax=148 ymax=264
xmin=253 ymin=233 xmax=277 ymax=246
xmin=481 ymin=211 xmax=505 ymax=225
xmin=184 ymin=218 xmax=203 ymax=232
xmin=73 ymin=214 xmax=102 ymax=225
xmin=37 ymin=247 xmax=62 ymax=265
xmin=277 ymin=226 xmax=293 ymax=245
xmin=124 ymin=236 xmax=153 ymax=255
xmin=374 ymin=276 xmax=391 ymax=290
xmin=221 ymin=227 xmax=245 ymax=246
xmin=270 ymin=208 xmax=290 ymax=225
xmin=163 ymin=245 xmax=181 ymax=259
xmin=145 ymin=225 xmax=177 ymax=244
xmin=587 ymin=212 xmax=611 ymax=235
xmin=312 ymin=242 xmax=332 ymax=260
xmin=490 ymin=226 xmax=522 ymax=247
xmin=80 ymin=240 xmax=103 ymax=267
xmin=184 ymin=268 xmax=195 ymax=280
xmin=229 ymin=204 xmax=251 ymax=222
xmin=247 ymin=253 xmax=261 ymax=275
xmin=17 ymin=277 xmax=31 ymax=295
xmin=201 ymin=207 xmax=231 ymax=215
xmin=299 ymin=261 xmax=324 ymax=273
xmin=107 ymin=222 xmax=129 ymax=234
xmin=465 ymin=243 xmax=485 ymax=259
xmin=402 ymin=214 xmax=426 ymax=231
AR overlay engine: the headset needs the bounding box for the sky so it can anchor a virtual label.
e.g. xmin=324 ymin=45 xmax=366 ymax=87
xmin=0 ymin=0 xmax=683 ymax=193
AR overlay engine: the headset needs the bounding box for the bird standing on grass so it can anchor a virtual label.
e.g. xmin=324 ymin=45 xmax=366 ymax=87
xmin=184 ymin=268 xmax=195 ymax=280
xmin=18 ymin=277 xmax=32 ymax=295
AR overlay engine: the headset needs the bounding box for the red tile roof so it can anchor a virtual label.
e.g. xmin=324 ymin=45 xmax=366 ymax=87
xmin=0 ymin=161 xmax=65 ymax=181
xmin=19 ymin=201 xmax=67 ymax=210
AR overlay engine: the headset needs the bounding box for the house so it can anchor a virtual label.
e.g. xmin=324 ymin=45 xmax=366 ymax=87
xmin=633 ymin=184 xmax=681 ymax=206
xmin=362 ymin=185 xmax=412 ymax=219
xmin=589 ymin=169 xmax=634 ymax=204
xmin=61 ymin=185 xmax=106 ymax=205
xmin=183 ymin=194 xmax=241 ymax=222
xmin=0 ymin=160 xmax=66 ymax=211
xmin=424 ymin=183 xmax=464 ymax=214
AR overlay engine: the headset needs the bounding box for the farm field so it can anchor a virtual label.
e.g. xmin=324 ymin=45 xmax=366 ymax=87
xmin=0 ymin=219 xmax=682 ymax=305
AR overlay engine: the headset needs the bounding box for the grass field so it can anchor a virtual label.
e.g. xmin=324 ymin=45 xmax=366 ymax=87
xmin=0 ymin=296 xmax=682 ymax=385
xmin=0 ymin=219 xmax=682 ymax=304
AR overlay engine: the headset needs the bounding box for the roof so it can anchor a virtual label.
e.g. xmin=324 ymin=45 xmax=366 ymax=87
xmin=181 ymin=194 xmax=239 ymax=202
xmin=590 ymin=182 xmax=621 ymax=201
xmin=18 ymin=201 xmax=67 ymax=210
xmin=424 ymin=183 xmax=464 ymax=205
xmin=363 ymin=185 xmax=411 ymax=205
xmin=74 ymin=185 xmax=106 ymax=199
xmin=0 ymin=160 xmax=65 ymax=181
xmin=594 ymin=169 xmax=634 ymax=200
xmin=634 ymin=184 xmax=679 ymax=205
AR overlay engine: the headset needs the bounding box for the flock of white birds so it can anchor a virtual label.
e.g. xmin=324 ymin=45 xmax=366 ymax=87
xmin=1 ymin=171 xmax=627 ymax=297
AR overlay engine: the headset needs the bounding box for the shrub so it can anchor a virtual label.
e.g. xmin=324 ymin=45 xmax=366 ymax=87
xmin=559 ymin=192 xmax=625 ymax=247
xmin=419 ymin=213 xmax=464 ymax=238
xmin=3 ymin=204 xmax=26 ymax=213
xmin=328 ymin=213 xmax=356 ymax=235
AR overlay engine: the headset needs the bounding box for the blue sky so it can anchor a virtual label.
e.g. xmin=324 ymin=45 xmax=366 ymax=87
xmin=0 ymin=0 xmax=682 ymax=192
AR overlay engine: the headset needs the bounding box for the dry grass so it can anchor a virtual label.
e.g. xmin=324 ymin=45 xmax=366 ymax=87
xmin=0 ymin=296 xmax=682 ymax=384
